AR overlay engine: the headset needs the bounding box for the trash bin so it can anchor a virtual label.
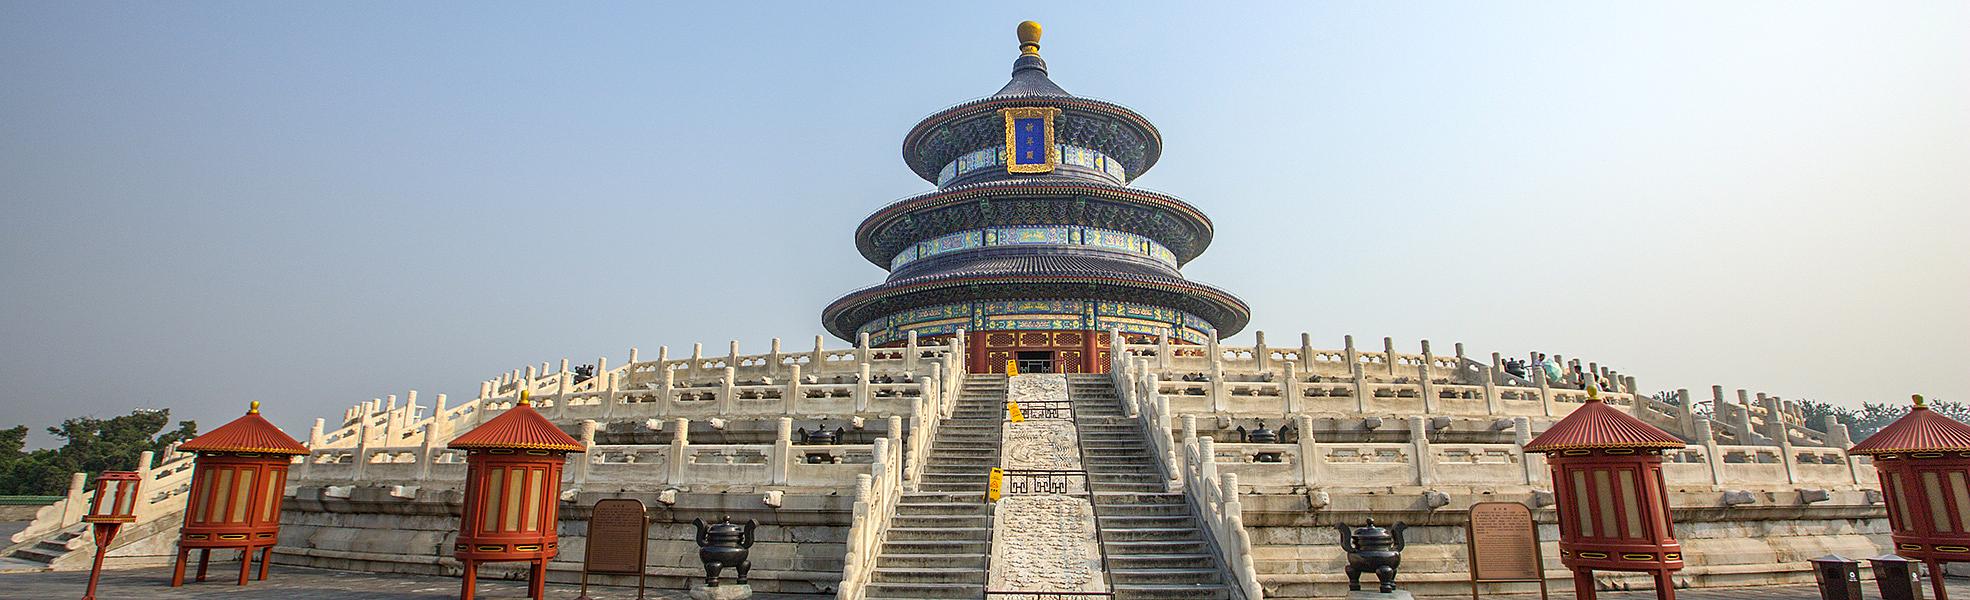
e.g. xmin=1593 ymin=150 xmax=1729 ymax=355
xmin=1869 ymin=554 xmax=1926 ymax=600
xmin=1810 ymin=555 xmax=1862 ymax=600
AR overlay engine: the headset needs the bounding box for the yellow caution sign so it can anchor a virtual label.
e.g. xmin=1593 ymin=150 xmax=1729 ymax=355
xmin=1005 ymin=359 xmax=1018 ymax=377
xmin=1007 ymin=400 xmax=1025 ymax=423
xmin=987 ymin=467 xmax=1003 ymax=503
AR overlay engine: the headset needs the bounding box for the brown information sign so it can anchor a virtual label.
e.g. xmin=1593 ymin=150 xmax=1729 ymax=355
xmin=578 ymin=498 xmax=648 ymax=599
xmin=1466 ymin=501 xmax=1546 ymax=600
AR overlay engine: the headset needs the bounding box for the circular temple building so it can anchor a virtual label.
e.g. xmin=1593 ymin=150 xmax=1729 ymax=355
xmin=823 ymin=21 xmax=1249 ymax=374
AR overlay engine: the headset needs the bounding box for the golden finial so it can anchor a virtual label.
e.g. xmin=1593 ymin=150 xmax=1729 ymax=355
xmin=1913 ymin=394 xmax=1927 ymax=409
xmin=248 ymin=401 xmax=260 ymax=415
xmin=518 ymin=390 xmax=532 ymax=406
xmin=1017 ymin=21 xmax=1043 ymax=56
xmin=1586 ymin=384 xmax=1601 ymax=402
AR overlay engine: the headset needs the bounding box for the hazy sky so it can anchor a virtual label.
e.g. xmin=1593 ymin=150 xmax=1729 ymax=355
xmin=3 ymin=3 xmax=1966 ymax=446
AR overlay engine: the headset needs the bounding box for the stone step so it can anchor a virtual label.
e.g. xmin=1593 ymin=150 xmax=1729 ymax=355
xmin=1101 ymin=527 xmax=1203 ymax=542
xmin=919 ymin=472 xmax=986 ymax=483
xmin=1107 ymin=553 xmax=1218 ymax=570
xmin=1109 ymin=568 xmax=1222 ymax=585
xmin=1095 ymin=503 xmax=1192 ymax=517
xmin=874 ymin=553 xmax=988 ymax=569
xmin=917 ymin=482 xmax=988 ymax=493
xmin=878 ymin=540 xmax=989 ymax=555
xmin=871 ymin=566 xmax=986 ymax=584
xmin=1098 ymin=515 xmax=1197 ymax=528
xmin=1111 ymin=583 xmax=1231 ymax=600
xmin=884 ymin=527 xmax=989 ymax=541
xmin=891 ymin=514 xmax=990 ymax=528
xmin=864 ymin=581 xmax=985 ymax=599
xmin=1094 ymin=492 xmax=1189 ymax=506
xmin=1105 ymin=539 xmax=1212 ymax=555
xmin=1091 ymin=482 xmax=1168 ymax=493
xmin=895 ymin=502 xmax=990 ymax=516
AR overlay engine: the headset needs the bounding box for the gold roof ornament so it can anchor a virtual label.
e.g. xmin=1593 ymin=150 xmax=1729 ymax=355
xmin=1018 ymin=21 xmax=1042 ymax=56
xmin=1913 ymin=393 xmax=1927 ymax=410
xmin=518 ymin=389 xmax=532 ymax=406
xmin=248 ymin=400 xmax=260 ymax=415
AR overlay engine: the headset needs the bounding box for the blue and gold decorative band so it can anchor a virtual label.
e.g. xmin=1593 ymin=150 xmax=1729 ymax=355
xmin=856 ymin=299 xmax=1212 ymax=346
xmin=937 ymin=143 xmax=1129 ymax=186
xmin=890 ymin=225 xmax=1178 ymax=270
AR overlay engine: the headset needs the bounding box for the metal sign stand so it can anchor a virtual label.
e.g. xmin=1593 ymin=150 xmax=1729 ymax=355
xmin=576 ymin=498 xmax=650 ymax=600
xmin=1466 ymin=501 xmax=1548 ymax=600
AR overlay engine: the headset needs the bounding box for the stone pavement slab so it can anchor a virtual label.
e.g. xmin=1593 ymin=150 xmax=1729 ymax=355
xmin=0 ymin=565 xmax=812 ymax=600
xmin=0 ymin=565 xmax=1960 ymax=599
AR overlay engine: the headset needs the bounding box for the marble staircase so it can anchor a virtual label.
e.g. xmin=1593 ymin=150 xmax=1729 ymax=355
xmin=1069 ymin=374 xmax=1233 ymax=600
xmin=865 ymin=375 xmax=1006 ymax=599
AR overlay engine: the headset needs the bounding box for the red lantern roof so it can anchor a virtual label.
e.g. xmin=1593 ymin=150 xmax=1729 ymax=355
xmin=178 ymin=402 xmax=310 ymax=455
xmin=1525 ymin=389 xmax=1686 ymax=452
xmin=1847 ymin=395 xmax=1970 ymax=455
xmin=447 ymin=397 xmax=583 ymax=452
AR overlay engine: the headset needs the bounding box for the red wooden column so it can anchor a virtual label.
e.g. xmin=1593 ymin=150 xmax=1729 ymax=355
xmin=1847 ymin=394 xmax=1970 ymax=600
xmin=448 ymin=391 xmax=584 ymax=600
xmin=170 ymin=401 xmax=310 ymax=587
xmin=1523 ymin=386 xmax=1687 ymax=600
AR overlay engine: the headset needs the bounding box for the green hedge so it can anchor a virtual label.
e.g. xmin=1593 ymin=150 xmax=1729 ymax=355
xmin=0 ymin=496 xmax=62 ymax=506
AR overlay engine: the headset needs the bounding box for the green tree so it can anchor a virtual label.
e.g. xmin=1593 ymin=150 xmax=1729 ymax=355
xmin=0 ymin=410 xmax=197 ymax=496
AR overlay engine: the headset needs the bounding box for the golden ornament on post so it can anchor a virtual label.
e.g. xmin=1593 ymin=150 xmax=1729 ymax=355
xmin=1017 ymin=20 xmax=1042 ymax=55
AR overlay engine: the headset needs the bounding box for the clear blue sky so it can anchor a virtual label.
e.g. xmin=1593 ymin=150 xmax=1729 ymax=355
xmin=3 ymin=2 xmax=1965 ymax=445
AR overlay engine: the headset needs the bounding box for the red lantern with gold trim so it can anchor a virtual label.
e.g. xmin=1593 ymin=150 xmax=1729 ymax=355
xmin=1847 ymin=394 xmax=1970 ymax=600
xmin=448 ymin=391 xmax=584 ymax=600
xmin=1524 ymin=387 xmax=1687 ymax=600
xmin=170 ymin=401 xmax=309 ymax=587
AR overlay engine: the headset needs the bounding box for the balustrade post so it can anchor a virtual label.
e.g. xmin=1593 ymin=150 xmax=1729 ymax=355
xmin=1410 ymin=416 xmax=1433 ymax=485
xmin=1300 ymin=332 xmax=1315 ymax=370
xmin=1383 ymin=337 xmax=1397 ymax=376
xmin=856 ymin=332 xmax=871 ymax=365
xmin=904 ymin=331 xmax=919 ymax=371
xmin=1695 ymin=420 xmax=1723 ymax=486
xmin=785 ymin=364 xmax=803 ymax=415
xmin=1156 ymin=328 xmax=1171 ymax=369
xmin=719 ymin=367 xmax=737 ymax=415
xmin=771 ymin=417 xmax=792 ymax=485
xmin=1535 ymin=362 xmax=1555 ymax=417
xmin=728 ymin=340 xmax=741 ymax=375
xmin=1281 ymin=362 xmax=1300 ymax=416
xmin=856 ymin=363 xmax=872 ymax=412
xmin=1351 ymin=362 xmax=1369 ymax=414
xmin=660 ymin=369 xmax=677 ymax=416
xmin=667 ymin=418 xmax=689 ymax=484
xmin=1514 ymin=417 xmax=1540 ymax=485
xmin=60 ymin=472 xmax=87 ymax=527
xmin=1483 ymin=352 xmax=1502 ymax=414
xmin=1343 ymin=334 xmax=1358 ymax=367
xmin=1418 ymin=360 xmax=1437 ymax=414
xmin=1295 ymin=414 xmax=1319 ymax=487
xmin=768 ymin=338 xmax=783 ymax=377
xmin=1253 ymin=330 xmax=1268 ymax=370
xmin=576 ymin=420 xmax=597 ymax=487
xmin=812 ymin=335 xmax=827 ymax=369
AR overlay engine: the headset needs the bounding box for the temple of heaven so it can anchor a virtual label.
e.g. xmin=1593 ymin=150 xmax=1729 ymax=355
xmin=822 ymin=21 xmax=1249 ymax=374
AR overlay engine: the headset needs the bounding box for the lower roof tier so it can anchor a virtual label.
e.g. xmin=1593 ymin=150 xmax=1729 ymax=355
xmin=821 ymin=249 xmax=1249 ymax=341
xmin=849 ymin=297 xmax=1219 ymax=347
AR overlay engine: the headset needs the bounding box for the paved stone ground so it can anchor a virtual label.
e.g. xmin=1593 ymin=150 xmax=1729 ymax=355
xmin=0 ymin=565 xmax=811 ymax=599
xmin=0 ymin=566 xmax=1960 ymax=599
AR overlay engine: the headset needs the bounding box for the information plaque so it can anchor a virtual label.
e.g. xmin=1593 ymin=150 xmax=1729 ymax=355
xmin=578 ymin=498 xmax=648 ymax=599
xmin=1466 ymin=501 xmax=1547 ymax=600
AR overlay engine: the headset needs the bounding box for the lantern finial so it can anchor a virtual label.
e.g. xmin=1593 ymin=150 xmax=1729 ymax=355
xmin=1585 ymin=384 xmax=1601 ymax=403
xmin=248 ymin=400 xmax=260 ymax=414
xmin=1017 ymin=21 xmax=1043 ymax=56
xmin=1912 ymin=394 xmax=1926 ymax=410
xmin=518 ymin=389 xmax=531 ymax=406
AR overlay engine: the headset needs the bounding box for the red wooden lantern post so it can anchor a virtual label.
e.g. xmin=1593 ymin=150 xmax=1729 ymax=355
xmin=1846 ymin=394 xmax=1970 ymax=600
xmin=80 ymin=470 xmax=142 ymax=600
xmin=1523 ymin=387 xmax=1687 ymax=600
xmin=449 ymin=391 xmax=584 ymax=600
xmin=170 ymin=401 xmax=310 ymax=587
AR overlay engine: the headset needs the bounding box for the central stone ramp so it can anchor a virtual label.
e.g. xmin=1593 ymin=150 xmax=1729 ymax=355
xmin=1068 ymin=374 xmax=1232 ymax=600
xmin=865 ymin=374 xmax=1005 ymax=600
